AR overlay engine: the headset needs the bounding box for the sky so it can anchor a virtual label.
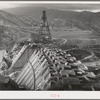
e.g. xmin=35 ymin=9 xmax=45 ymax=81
xmin=0 ymin=2 xmax=100 ymax=12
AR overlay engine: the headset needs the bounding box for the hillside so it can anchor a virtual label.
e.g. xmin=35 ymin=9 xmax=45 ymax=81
xmin=4 ymin=7 xmax=100 ymax=32
xmin=0 ymin=10 xmax=31 ymax=27
xmin=0 ymin=25 xmax=36 ymax=50
xmin=0 ymin=10 xmax=38 ymax=50
xmin=1 ymin=7 xmax=100 ymax=50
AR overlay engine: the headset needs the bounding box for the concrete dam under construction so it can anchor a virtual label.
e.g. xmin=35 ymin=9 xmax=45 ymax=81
xmin=0 ymin=11 xmax=100 ymax=91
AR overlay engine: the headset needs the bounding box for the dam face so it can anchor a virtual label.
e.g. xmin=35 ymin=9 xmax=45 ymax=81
xmin=4 ymin=42 xmax=99 ymax=91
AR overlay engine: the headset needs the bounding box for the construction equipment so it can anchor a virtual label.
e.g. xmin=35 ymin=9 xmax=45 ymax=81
xmin=38 ymin=10 xmax=52 ymax=43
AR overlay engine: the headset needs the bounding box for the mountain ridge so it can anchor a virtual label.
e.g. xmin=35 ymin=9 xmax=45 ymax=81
xmin=3 ymin=7 xmax=100 ymax=31
xmin=0 ymin=7 xmax=100 ymax=49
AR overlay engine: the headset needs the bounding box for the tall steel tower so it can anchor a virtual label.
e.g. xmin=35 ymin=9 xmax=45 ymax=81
xmin=39 ymin=10 xmax=52 ymax=43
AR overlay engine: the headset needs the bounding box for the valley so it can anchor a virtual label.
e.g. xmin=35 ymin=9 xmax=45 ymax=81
xmin=0 ymin=7 xmax=100 ymax=68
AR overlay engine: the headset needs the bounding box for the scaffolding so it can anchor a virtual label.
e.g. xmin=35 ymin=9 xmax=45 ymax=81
xmin=39 ymin=10 xmax=52 ymax=43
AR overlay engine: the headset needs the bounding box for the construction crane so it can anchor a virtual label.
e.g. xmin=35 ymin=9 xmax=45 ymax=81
xmin=38 ymin=10 xmax=52 ymax=43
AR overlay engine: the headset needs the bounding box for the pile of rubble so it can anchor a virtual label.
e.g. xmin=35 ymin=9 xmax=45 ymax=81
xmin=42 ymin=47 xmax=100 ymax=90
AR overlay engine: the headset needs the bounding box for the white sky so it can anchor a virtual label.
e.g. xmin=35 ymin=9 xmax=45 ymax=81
xmin=0 ymin=2 xmax=100 ymax=12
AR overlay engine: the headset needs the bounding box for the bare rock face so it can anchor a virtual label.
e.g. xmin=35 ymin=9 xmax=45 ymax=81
xmin=0 ymin=74 xmax=19 ymax=90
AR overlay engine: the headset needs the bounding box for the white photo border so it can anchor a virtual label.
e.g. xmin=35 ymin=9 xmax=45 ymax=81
xmin=0 ymin=1 xmax=100 ymax=99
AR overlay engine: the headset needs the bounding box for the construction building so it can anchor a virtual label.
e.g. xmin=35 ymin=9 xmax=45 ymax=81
xmin=0 ymin=11 xmax=100 ymax=90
